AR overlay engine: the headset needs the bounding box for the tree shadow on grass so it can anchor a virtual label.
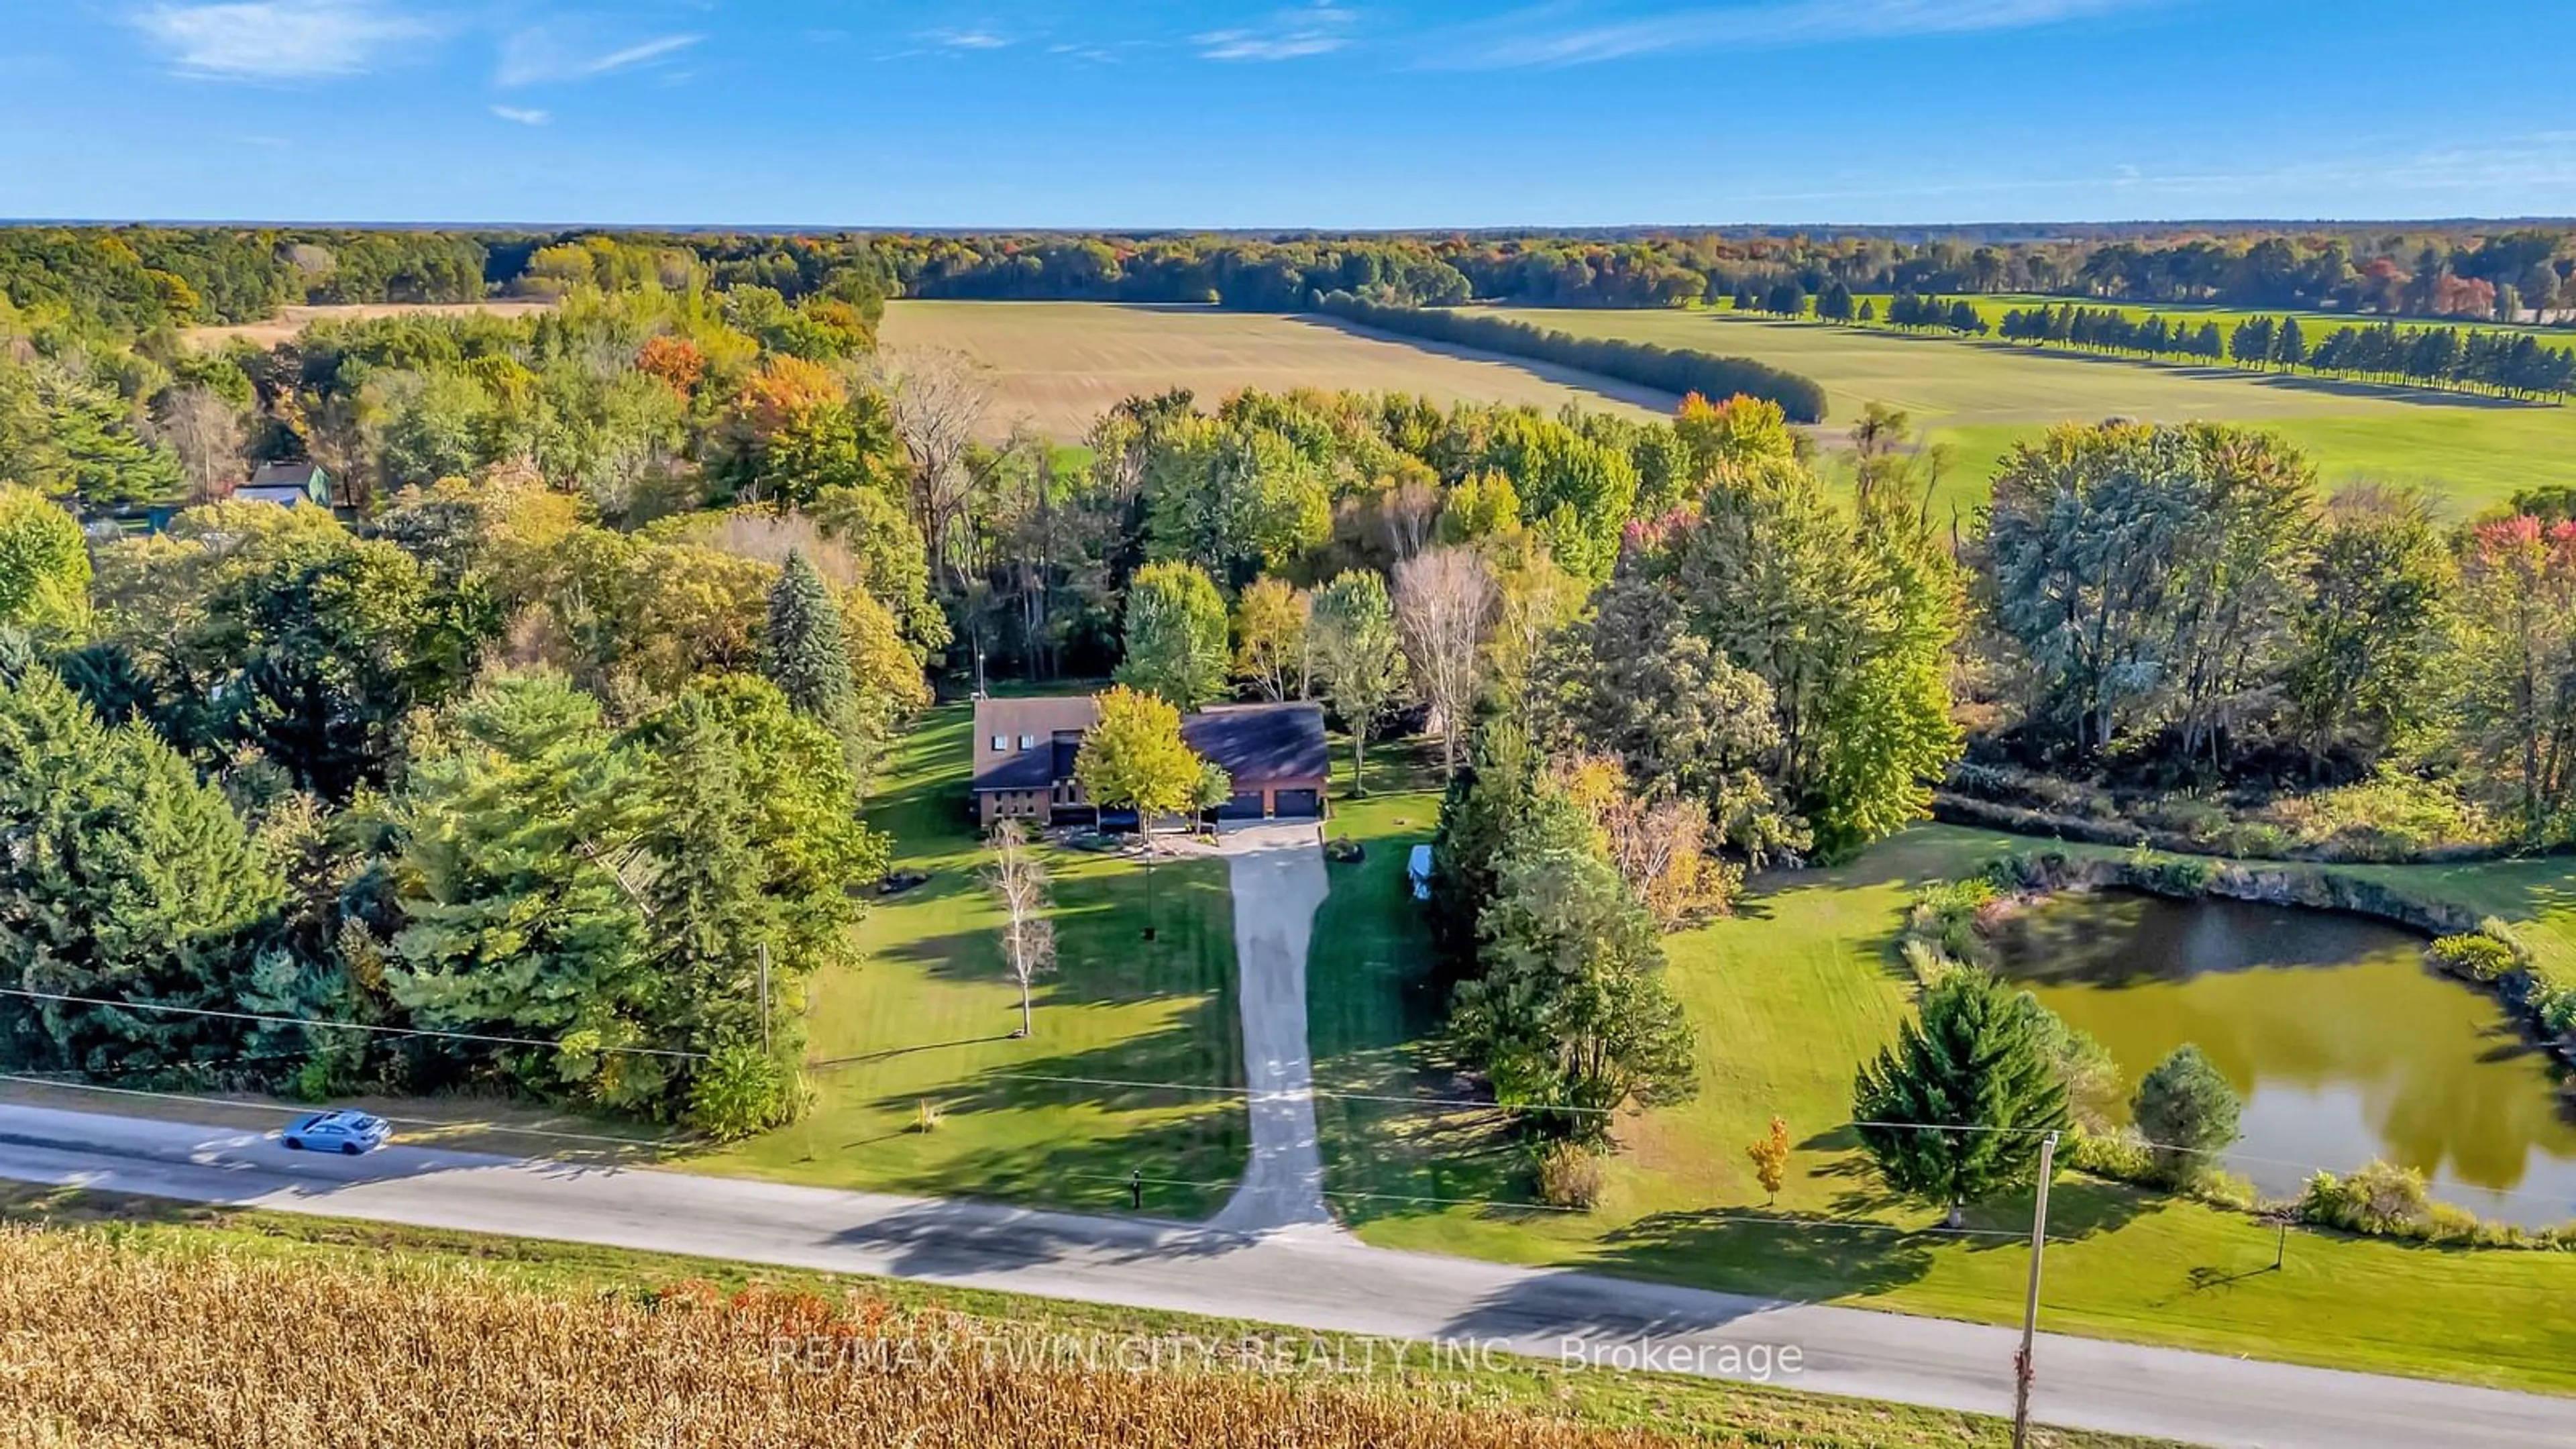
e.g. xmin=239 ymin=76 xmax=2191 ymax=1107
xmin=854 ymin=1008 xmax=1249 ymax=1220
xmin=1434 ymin=1206 xmax=1943 ymax=1348
xmin=1949 ymin=337 xmax=2555 ymax=411
xmin=882 ymin=859 xmax=1238 ymax=1010
xmin=819 ymin=1187 xmax=1258 ymax=1283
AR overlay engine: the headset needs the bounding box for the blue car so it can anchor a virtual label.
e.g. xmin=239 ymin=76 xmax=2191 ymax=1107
xmin=280 ymin=1110 xmax=392 ymax=1156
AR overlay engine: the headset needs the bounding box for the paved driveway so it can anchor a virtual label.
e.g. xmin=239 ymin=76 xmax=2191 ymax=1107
xmin=1208 ymin=822 xmax=1338 ymax=1235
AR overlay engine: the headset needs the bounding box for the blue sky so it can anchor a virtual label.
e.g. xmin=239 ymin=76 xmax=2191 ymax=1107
xmin=4 ymin=1 xmax=2572 ymax=227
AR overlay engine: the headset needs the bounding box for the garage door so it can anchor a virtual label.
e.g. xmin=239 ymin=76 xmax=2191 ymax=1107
xmin=1273 ymin=788 xmax=1322 ymax=819
xmin=1218 ymin=790 xmax=1267 ymax=820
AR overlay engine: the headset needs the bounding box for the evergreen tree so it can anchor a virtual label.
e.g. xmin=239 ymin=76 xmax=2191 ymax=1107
xmin=2132 ymin=1043 xmax=2243 ymax=1187
xmin=0 ymin=665 xmax=283 ymax=1075
xmin=640 ymin=688 xmax=796 ymax=1136
xmin=763 ymin=550 xmax=864 ymax=763
xmin=2275 ymin=315 xmax=2308 ymax=370
xmin=387 ymin=671 xmax=662 ymax=1112
xmin=0 ymin=487 xmax=89 ymax=636
xmin=1853 ymin=973 xmax=2071 ymax=1224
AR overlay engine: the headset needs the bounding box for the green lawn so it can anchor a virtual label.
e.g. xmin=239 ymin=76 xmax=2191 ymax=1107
xmin=1491 ymin=306 xmax=2576 ymax=523
xmin=683 ymin=700 xmax=1248 ymax=1218
xmin=1309 ymin=819 xmax=2576 ymax=1393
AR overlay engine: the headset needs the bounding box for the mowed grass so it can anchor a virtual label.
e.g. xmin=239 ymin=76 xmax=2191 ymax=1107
xmin=880 ymin=301 xmax=1668 ymax=440
xmin=682 ymin=700 xmax=1249 ymax=1218
xmin=1491 ymin=306 xmax=2576 ymax=521
xmin=1310 ymin=820 xmax=2576 ymax=1392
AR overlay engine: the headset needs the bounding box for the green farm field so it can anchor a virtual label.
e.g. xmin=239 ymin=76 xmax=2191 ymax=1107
xmin=879 ymin=300 xmax=1668 ymax=439
xmin=1309 ymin=811 xmax=2576 ymax=1393
xmin=1493 ymin=306 xmax=2576 ymax=520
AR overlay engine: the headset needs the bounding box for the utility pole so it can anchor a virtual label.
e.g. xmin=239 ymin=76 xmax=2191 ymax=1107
xmin=757 ymin=943 xmax=772 ymax=1056
xmin=2011 ymin=1130 xmax=2059 ymax=1449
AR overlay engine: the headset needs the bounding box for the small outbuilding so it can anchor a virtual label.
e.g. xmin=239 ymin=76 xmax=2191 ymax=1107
xmin=235 ymin=460 xmax=333 ymax=508
xmin=1407 ymin=843 xmax=1434 ymax=900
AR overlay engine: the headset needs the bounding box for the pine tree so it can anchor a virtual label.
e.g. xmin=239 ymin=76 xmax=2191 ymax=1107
xmin=643 ymin=689 xmax=798 ymax=1136
xmin=2275 ymin=315 xmax=2308 ymax=371
xmin=2132 ymin=1043 xmax=2243 ymax=1187
xmin=386 ymin=672 xmax=660 ymax=1112
xmin=1853 ymin=973 xmax=2070 ymax=1224
xmin=0 ymin=665 xmax=283 ymax=1075
xmin=763 ymin=551 xmax=864 ymax=761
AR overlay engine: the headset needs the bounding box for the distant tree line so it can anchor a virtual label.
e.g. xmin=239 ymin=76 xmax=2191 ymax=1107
xmin=13 ymin=224 xmax=2573 ymax=341
xmin=1990 ymin=304 xmax=2576 ymax=400
xmin=1316 ymin=294 xmax=1829 ymax=423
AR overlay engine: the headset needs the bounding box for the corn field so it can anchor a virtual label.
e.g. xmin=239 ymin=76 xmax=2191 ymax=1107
xmin=0 ymin=1226 xmax=1719 ymax=1449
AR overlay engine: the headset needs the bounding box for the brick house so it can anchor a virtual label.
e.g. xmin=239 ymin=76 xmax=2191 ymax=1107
xmin=969 ymin=696 xmax=1330 ymax=828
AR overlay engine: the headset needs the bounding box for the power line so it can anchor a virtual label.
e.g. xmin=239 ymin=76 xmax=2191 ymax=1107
xmin=0 ymin=988 xmax=707 ymax=1061
xmin=982 ymin=1070 xmax=1616 ymax=1114
xmin=0 ymin=1073 xmax=678 ymax=1149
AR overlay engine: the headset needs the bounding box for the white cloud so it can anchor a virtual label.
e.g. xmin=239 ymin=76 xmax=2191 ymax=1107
xmin=1437 ymin=0 xmax=2163 ymax=68
xmin=1197 ymin=2 xmax=1355 ymax=61
xmin=496 ymin=28 xmax=703 ymax=87
xmin=490 ymin=104 xmax=551 ymax=125
xmin=919 ymin=27 xmax=1010 ymax=52
xmin=133 ymin=0 xmax=429 ymax=79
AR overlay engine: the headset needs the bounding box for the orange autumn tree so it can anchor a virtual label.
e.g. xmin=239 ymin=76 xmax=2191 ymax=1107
xmin=635 ymin=335 xmax=706 ymax=399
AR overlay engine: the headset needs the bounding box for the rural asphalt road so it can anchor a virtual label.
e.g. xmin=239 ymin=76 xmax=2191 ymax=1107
xmin=0 ymin=1104 xmax=2563 ymax=1448
xmin=1208 ymin=822 xmax=1337 ymax=1235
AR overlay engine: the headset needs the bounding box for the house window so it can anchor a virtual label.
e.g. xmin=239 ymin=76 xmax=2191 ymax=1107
xmin=1019 ymin=734 xmax=1037 ymax=749
xmin=991 ymin=734 xmax=1008 ymax=751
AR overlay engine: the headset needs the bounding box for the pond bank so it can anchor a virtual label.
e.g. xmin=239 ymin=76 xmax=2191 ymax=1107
xmin=1983 ymin=847 xmax=2576 ymax=1071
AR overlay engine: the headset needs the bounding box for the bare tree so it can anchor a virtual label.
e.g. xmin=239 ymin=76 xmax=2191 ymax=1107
xmin=867 ymin=347 xmax=991 ymax=588
xmin=1380 ymin=478 xmax=1440 ymax=561
xmin=983 ymin=818 xmax=1056 ymax=1038
xmin=151 ymin=386 xmax=245 ymax=505
xmin=1394 ymin=545 xmax=1497 ymax=775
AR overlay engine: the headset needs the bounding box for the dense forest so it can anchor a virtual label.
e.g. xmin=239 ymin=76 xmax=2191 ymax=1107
xmin=7 ymin=223 xmax=2575 ymax=337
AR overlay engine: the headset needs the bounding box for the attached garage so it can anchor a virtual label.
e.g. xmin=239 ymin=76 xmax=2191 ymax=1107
xmin=1218 ymin=790 xmax=1267 ymax=821
xmin=1272 ymin=788 xmax=1323 ymax=820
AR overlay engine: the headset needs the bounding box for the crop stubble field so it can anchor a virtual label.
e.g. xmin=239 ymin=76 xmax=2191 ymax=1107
xmin=878 ymin=301 xmax=1670 ymax=439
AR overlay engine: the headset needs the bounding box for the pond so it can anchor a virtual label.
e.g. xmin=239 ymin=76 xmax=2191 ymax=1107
xmin=1986 ymin=892 xmax=2576 ymax=1228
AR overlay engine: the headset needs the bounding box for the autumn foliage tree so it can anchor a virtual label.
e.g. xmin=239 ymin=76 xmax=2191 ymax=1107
xmin=1746 ymin=1115 xmax=1792 ymax=1205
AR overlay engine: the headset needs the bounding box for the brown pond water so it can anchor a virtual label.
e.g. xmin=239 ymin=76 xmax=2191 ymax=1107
xmin=1987 ymin=892 xmax=2576 ymax=1228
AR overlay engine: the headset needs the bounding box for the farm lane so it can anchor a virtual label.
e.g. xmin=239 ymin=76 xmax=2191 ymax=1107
xmin=0 ymin=1103 xmax=2561 ymax=1449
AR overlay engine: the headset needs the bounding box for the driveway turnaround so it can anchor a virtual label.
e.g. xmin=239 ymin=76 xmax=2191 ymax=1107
xmin=0 ymin=1104 xmax=2564 ymax=1449
xmin=1208 ymin=822 xmax=1337 ymax=1235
